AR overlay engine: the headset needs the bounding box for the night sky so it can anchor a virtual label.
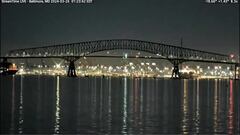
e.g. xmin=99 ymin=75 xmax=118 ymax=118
xmin=1 ymin=0 xmax=239 ymax=56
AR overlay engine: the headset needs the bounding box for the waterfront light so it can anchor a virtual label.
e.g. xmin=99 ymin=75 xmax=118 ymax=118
xmin=13 ymin=57 xmax=236 ymax=78
xmin=19 ymin=69 xmax=24 ymax=74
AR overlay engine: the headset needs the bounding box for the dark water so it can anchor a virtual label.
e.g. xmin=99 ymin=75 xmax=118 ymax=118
xmin=0 ymin=75 xmax=239 ymax=134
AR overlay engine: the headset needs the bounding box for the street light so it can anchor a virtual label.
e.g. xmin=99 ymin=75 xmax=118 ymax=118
xmin=56 ymin=64 xmax=61 ymax=69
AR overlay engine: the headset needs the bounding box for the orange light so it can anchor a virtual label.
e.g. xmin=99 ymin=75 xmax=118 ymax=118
xmin=9 ymin=63 xmax=17 ymax=70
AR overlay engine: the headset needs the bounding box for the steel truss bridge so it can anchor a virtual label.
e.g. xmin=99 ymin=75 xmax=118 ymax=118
xmin=1 ymin=39 xmax=239 ymax=78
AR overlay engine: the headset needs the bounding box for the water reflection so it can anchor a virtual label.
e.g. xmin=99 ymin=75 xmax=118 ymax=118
xmin=107 ymin=77 xmax=112 ymax=133
xmin=181 ymin=79 xmax=189 ymax=134
xmin=54 ymin=76 xmax=60 ymax=134
xmin=0 ymin=76 xmax=239 ymax=134
xmin=194 ymin=79 xmax=200 ymax=133
xmin=213 ymin=79 xmax=219 ymax=133
xmin=121 ymin=77 xmax=128 ymax=134
xmin=228 ymin=80 xmax=234 ymax=134
xmin=18 ymin=76 xmax=24 ymax=134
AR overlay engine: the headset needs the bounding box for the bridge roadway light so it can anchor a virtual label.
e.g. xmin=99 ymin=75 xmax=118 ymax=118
xmin=56 ymin=64 xmax=61 ymax=69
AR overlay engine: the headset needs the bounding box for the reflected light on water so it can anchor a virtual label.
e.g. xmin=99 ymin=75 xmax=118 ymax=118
xmin=133 ymin=78 xmax=139 ymax=128
xmin=228 ymin=80 xmax=234 ymax=134
xmin=194 ymin=79 xmax=200 ymax=133
xmin=1 ymin=76 xmax=239 ymax=134
xmin=18 ymin=76 xmax=24 ymax=134
xmin=107 ymin=77 xmax=112 ymax=133
xmin=181 ymin=79 xmax=189 ymax=134
xmin=122 ymin=77 xmax=128 ymax=134
xmin=139 ymin=78 xmax=144 ymax=134
xmin=213 ymin=79 xmax=219 ymax=132
xmin=54 ymin=76 xmax=60 ymax=134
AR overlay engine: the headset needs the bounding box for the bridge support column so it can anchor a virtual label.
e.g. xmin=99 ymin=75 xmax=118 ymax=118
xmin=172 ymin=62 xmax=180 ymax=78
xmin=169 ymin=59 xmax=184 ymax=79
xmin=64 ymin=56 xmax=80 ymax=77
xmin=67 ymin=60 xmax=77 ymax=77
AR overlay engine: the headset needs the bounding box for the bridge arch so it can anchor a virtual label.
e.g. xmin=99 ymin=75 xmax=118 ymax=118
xmin=8 ymin=39 xmax=230 ymax=62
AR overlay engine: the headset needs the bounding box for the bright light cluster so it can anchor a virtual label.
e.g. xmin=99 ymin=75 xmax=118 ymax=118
xmin=16 ymin=62 xmax=240 ymax=79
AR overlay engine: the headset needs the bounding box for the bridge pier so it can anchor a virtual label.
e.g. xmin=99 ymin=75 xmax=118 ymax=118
xmin=172 ymin=62 xmax=180 ymax=78
xmin=67 ymin=60 xmax=77 ymax=77
xmin=172 ymin=64 xmax=180 ymax=78
xmin=64 ymin=56 xmax=80 ymax=77
xmin=169 ymin=59 xmax=184 ymax=79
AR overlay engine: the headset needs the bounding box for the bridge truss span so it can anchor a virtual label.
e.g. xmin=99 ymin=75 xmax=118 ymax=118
xmin=7 ymin=39 xmax=232 ymax=63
